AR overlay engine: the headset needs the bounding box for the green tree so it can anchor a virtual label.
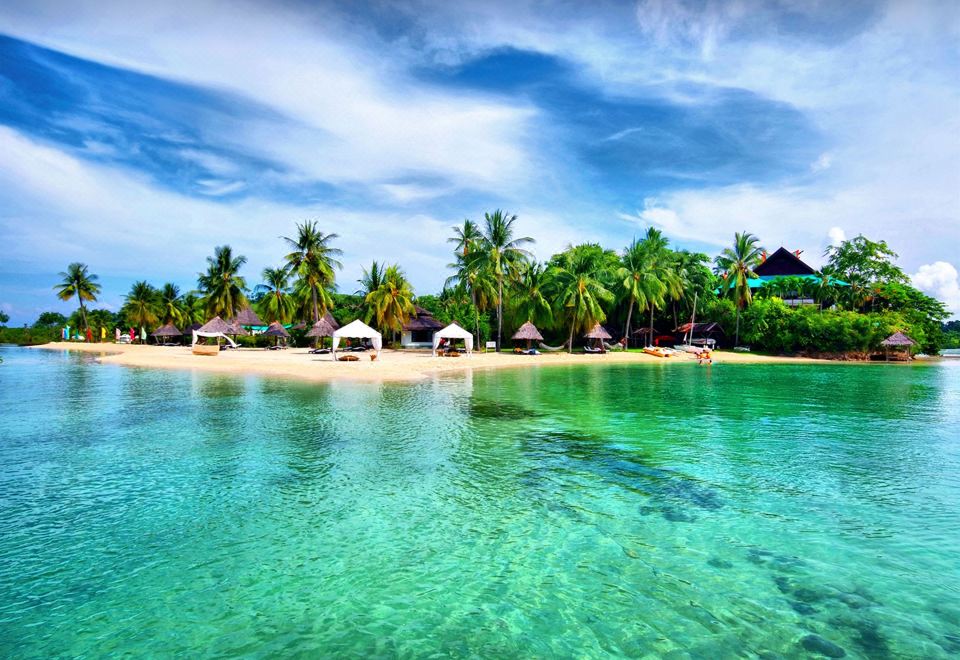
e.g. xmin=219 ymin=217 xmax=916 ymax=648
xmin=549 ymin=245 xmax=615 ymax=352
xmin=364 ymin=264 xmax=416 ymax=341
xmin=283 ymin=221 xmax=342 ymax=323
xmin=255 ymin=267 xmax=296 ymax=324
xmin=617 ymin=237 xmax=651 ymax=341
xmin=714 ymin=231 xmax=764 ymax=346
xmin=508 ymin=261 xmax=553 ymax=330
xmin=197 ymin=245 xmax=249 ymax=319
xmin=54 ymin=263 xmax=102 ymax=331
xmin=824 ymin=235 xmax=908 ymax=310
xmin=35 ymin=312 xmax=68 ymax=328
xmin=123 ymin=281 xmax=159 ymax=336
xmin=637 ymin=228 xmax=681 ymax=342
xmin=0 ymin=310 xmax=8 ymax=325
xmin=158 ymin=283 xmax=185 ymax=325
xmin=468 ymin=210 xmax=533 ymax=350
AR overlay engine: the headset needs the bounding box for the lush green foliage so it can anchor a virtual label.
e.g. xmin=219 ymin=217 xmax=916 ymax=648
xmin=54 ymin=262 xmax=101 ymax=331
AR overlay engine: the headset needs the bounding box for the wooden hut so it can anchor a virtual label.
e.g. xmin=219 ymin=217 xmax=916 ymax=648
xmin=401 ymin=306 xmax=443 ymax=348
xmin=151 ymin=323 xmax=182 ymax=345
xmin=880 ymin=331 xmax=916 ymax=361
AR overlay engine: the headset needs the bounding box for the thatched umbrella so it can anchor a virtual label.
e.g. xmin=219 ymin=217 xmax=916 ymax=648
xmin=151 ymin=323 xmax=182 ymax=344
xmin=305 ymin=317 xmax=335 ymax=349
xmin=584 ymin=323 xmax=612 ymax=353
xmin=235 ymin=307 xmax=264 ymax=327
xmin=322 ymin=311 xmax=340 ymax=330
xmin=881 ymin=331 xmax=916 ymax=361
xmin=225 ymin=319 xmax=249 ymax=337
xmin=511 ymin=321 xmax=543 ymax=349
xmin=262 ymin=320 xmax=290 ymax=347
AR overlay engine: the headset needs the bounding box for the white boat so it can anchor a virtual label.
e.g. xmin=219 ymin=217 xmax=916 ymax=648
xmin=674 ymin=344 xmax=703 ymax=355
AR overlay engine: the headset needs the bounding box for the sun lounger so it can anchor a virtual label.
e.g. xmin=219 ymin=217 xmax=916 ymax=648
xmin=309 ymin=348 xmax=331 ymax=354
xmin=583 ymin=346 xmax=603 ymax=354
xmin=522 ymin=348 xmax=540 ymax=355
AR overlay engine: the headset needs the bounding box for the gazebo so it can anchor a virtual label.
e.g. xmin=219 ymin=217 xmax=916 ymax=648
xmin=880 ymin=331 xmax=916 ymax=361
xmin=151 ymin=323 xmax=182 ymax=345
xmin=262 ymin=321 xmax=290 ymax=347
xmin=432 ymin=323 xmax=474 ymax=356
xmin=199 ymin=316 xmax=231 ymax=334
xmin=306 ymin=317 xmax=336 ymax=342
xmin=235 ymin=307 xmax=264 ymax=327
xmin=332 ymin=319 xmax=382 ymax=359
xmin=511 ymin=321 xmax=543 ymax=349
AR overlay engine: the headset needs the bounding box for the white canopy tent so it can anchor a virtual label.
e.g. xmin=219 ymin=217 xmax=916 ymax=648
xmin=332 ymin=319 xmax=382 ymax=358
xmin=432 ymin=322 xmax=474 ymax=356
xmin=192 ymin=330 xmax=238 ymax=348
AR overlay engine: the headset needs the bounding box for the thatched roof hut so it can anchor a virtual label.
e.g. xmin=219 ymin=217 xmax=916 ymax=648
xmin=262 ymin=321 xmax=290 ymax=338
xmin=881 ymin=331 xmax=916 ymax=347
xmin=225 ymin=319 xmax=249 ymax=336
xmin=235 ymin=307 xmax=264 ymax=326
xmin=151 ymin=323 xmax=182 ymax=337
xmin=323 ymin=311 xmax=340 ymax=330
xmin=306 ymin=317 xmax=336 ymax=338
xmin=199 ymin=316 xmax=231 ymax=334
xmin=512 ymin=322 xmax=544 ymax=341
xmin=584 ymin=323 xmax=612 ymax=340
xmin=403 ymin=306 xmax=443 ymax=332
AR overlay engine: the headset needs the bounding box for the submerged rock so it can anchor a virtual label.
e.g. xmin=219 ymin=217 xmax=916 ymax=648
xmin=791 ymin=601 xmax=818 ymax=615
xmin=800 ymin=634 xmax=846 ymax=657
xmin=707 ymin=557 xmax=733 ymax=569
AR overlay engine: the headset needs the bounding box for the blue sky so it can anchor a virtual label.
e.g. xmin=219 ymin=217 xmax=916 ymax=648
xmin=1 ymin=0 xmax=958 ymax=323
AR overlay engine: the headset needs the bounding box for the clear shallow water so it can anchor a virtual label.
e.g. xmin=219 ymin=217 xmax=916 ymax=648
xmin=0 ymin=346 xmax=958 ymax=658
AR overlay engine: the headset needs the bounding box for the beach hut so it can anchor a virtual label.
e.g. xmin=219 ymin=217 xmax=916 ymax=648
xmin=332 ymin=319 xmax=382 ymax=359
xmin=880 ymin=331 xmax=916 ymax=361
xmin=151 ymin=323 xmax=182 ymax=345
xmin=199 ymin=316 xmax=231 ymax=334
xmin=306 ymin=317 xmax=336 ymax=338
xmin=402 ymin=306 xmax=443 ymax=347
xmin=235 ymin=307 xmax=264 ymax=327
xmin=584 ymin=323 xmax=612 ymax=353
xmin=432 ymin=323 xmax=474 ymax=356
xmin=511 ymin=321 xmax=543 ymax=349
xmin=225 ymin=319 xmax=249 ymax=337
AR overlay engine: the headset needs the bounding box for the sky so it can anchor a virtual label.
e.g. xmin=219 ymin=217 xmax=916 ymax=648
xmin=1 ymin=0 xmax=959 ymax=324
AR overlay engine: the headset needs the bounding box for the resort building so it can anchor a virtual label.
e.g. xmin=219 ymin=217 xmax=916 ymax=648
xmin=747 ymin=247 xmax=845 ymax=306
xmin=401 ymin=306 xmax=443 ymax=348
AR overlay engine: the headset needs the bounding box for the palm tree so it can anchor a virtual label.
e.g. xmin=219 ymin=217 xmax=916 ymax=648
xmin=283 ymin=221 xmax=342 ymax=323
xmin=364 ymin=264 xmax=416 ymax=341
xmin=549 ymin=248 xmax=614 ymax=353
xmin=254 ymin=267 xmax=295 ymax=323
xmin=714 ymin=231 xmax=764 ymax=346
xmin=54 ymin=263 xmax=101 ymax=331
xmin=469 ymin=210 xmax=533 ymax=350
xmin=638 ymin=228 xmax=681 ymax=343
xmin=123 ymin=281 xmax=158 ymax=337
xmin=448 ymin=219 xmax=483 ymax=257
xmin=509 ymin=261 xmax=553 ymax=330
xmin=617 ymin=238 xmax=651 ymax=343
xmin=180 ymin=293 xmax=205 ymax=326
xmin=197 ymin=245 xmax=249 ymax=319
xmin=159 ymin=283 xmax=184 ymax=325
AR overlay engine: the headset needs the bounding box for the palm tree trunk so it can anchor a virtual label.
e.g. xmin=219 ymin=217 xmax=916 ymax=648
xmin=735 ymin=307 xmax=741 ymax=347
xmin=471 ymin=288 xmax=479 ymax=346
xmin=311 ymin=287 xmax=319 ymax=323
xmin=79 ymin=300 xmax=88 ymax=332
xmin=497 ymin=277 xmax=503 ymax=352
xmin=568 ymin=315 xmax=576 ymax=354
xmin=648 ymin=306 xmax=654 ymax=347
xmin=624 ymin=298 xmax=634 ymax=347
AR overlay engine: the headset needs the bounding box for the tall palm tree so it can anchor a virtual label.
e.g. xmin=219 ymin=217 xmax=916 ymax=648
xmin=617 ymin=238 xmax=651 ymax=343
xmin=549 ymin=248 xmax=614 ymax=353
xmin=123 ymin=281 xmax=158 ymax=337
xmin=159 ymin=283 xmax=184 ymax=325
xmin=364 ymin=264 xmax=416 ymax=341
xmin=283 ymin=221 xmax=342 ymax=323
xmin=509 ymin=261 xmax=553 ymax=330
xmin=197 ymin=245 xmax=249 ymax=319
xmin=254 ymin=267 xmax=295 ymax=323
xmin=180 ymin=293 xmax=205 ymax=326
xmin=638 ymin=228 xmax=681 ymax=343
xmin=54 ymin=263 xmax=101 ymax=331
xmin=448 ymin=219 xmax=483 ymax=257
xmin=445 ymin=251 xmax=495 ymax=345
xmin=714 ymin=231 xmax=764 ymax=346
xmin=469 ymin=210 xmax=533 ymax=350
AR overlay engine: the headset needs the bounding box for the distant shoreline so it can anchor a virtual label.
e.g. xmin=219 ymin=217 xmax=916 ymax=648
xmin=29 ymin=342 xmax=847 ymax=384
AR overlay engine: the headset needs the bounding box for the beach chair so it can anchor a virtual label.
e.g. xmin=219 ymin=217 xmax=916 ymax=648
xmin=583 ymin=345 xmax=603 ymax=354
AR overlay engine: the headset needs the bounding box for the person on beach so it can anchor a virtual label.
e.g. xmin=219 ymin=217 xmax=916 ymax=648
xmin=699 ymin=349 xmax=713 ymax=365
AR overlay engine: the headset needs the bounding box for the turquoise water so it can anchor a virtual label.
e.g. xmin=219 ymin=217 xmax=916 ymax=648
xmin=0 ymin=346 xmax=958 ymax=658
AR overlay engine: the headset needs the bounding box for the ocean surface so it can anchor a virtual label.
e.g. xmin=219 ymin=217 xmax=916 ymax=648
xmin=0 ymin=345 xmax=958 ymax=658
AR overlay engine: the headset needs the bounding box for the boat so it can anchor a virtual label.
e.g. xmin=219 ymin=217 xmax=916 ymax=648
xmin=643 ymin=346 xmax=670 ymax=358
xmin=674 ymin=344 xmax=704 ymax=355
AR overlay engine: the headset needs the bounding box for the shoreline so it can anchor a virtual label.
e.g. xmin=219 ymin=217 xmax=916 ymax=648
xmin=30 ymin=342 xmax=836 ymax=384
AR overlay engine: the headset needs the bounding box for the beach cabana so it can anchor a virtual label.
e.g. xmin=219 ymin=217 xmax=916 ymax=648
xmin=880 ymin=331 xmax=916 ymax=361
xmin=432 ymin=323 xmax=474 ymax=356
xmin=235 ymin=307 xmax=264 ymax=327
xmin=402 ymin=306 xmax=443 ymax=347
xmin=262 ymin=321 xmax=290 ymax=347
xmin=584 ymin=323 xmax=612 ymax=353
xmin=199 ymin=316 xmax=231 ymax=334
xmin=332 ymin=319 xmax=382 ymax=359
xmin=511 ymin=321 xmax=543 ymax=349
xmin=151 ymin=323 xmax=182 ymax=345
xmin=306 ymin=317 xmax=336 ymax=338
xmin=225 ymin=319 xmax=249 ymax=337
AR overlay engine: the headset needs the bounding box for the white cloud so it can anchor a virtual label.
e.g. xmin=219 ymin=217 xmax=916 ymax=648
xmin=811 ymin=153 xmax=833 ymax=172
xmin=912 ymin=261 xmax=960 ymax=318
xmin=827 ymin=226 xmax=846 ymax=246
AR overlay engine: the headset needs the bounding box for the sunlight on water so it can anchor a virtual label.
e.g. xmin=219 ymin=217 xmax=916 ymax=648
xmin=0 ymin=346 xmax=958 ymax=657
